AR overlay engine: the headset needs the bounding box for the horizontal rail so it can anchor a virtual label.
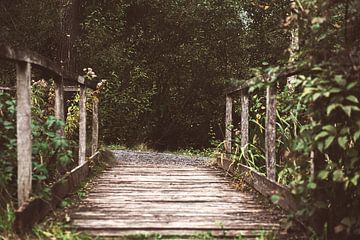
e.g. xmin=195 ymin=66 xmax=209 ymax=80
xmin=217 ymin=157 xmax=299 ymax=212
xmin=225 ymin=82 xmax=248 ymax=96
xmin=0 ymin=44 xmax=97 ymax=89
xmin=13 ymin=161 xmax=90 ymax=233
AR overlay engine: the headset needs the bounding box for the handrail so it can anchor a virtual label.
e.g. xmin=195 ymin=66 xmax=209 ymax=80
xmin=0 ymin=44 xmax=100 ymax=209
xmin=0 ymin=44 xmax=98 ymax=89
xmin=224 ymin=78 xmax=276 ymax=180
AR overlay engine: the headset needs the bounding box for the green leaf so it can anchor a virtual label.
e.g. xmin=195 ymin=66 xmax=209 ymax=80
xmin=326 ymin=103 xmax=339 ymax=116
xmin=346 ymin=81 xmax=357 ymax=90
xmin=334 ymin=75 xmax=346 ymax=86
xmin=315 ymin=131 xmax=328 ymax=141
xmin=318 ymin=170 xmax=329 ymax=180
xmin=346 ymin=95 xmax=359 ymax=103
xmin=324 ymin=136 xmax=335 ymax=149
xmin=307 ymin=182 xmax=317 ymax=189
xmin=337 ymin=136 xmax=348 ymax=149
xmin=270 ymin=195 xmax=280 ymax=204
xmin=333 ymin=170 xmax=344 ymax=182
xmin=354 ymin=130 xmax=360 ymax=142
xmin=322 ymin=125 xmax=337 ymax=135
xmin=351 ymin=174 xmax=360 ymax=186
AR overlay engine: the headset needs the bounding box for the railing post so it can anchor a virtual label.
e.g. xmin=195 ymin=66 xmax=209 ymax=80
xmin=16 ymin=62 xmax=32 ymax=207
xmin=79 ymin=85 xmax=86 ymax=164
xmin=240 ymin=89 xmax=249 ymax=158
xmin=54 ymin=78 xmax=65 ymax=136
xmin=225 ymin=94 xmax=233 ymax=157
xmin=265 ymin=84 xmax=277 ymax=180
xmin=91 ymin=96 xmax=99 ymax=155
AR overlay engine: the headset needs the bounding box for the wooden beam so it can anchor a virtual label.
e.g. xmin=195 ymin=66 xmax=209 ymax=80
xmin=265 ymin=85 xmax=276 ymax=181
xmin=14 ymin=161 xmax=90 ymax=233
xmin=0 ymin=44 xmax=97 ymax=89
xmin=225 ymin=95 xmax=233 ymax=156
xmin=16 ymin=62 xmax=32 ymax=207
xmin=55 ymin=79 xmax=65 ymax=136
xmin=79 ymin=85 xmax=87 ymax=165
xmin=216 ymin=158 xmax=299 ymax=213
xmin=64 ymin=86 xmax=80 ymax=92
xmin=240 ymin=89 xmax=249 ymax=158
xmin=91 ymin=97 xmax=99 ymax=156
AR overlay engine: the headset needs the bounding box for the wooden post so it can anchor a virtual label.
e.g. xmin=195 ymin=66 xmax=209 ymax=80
xmin=225 ymin=95 xmax=233 ymax=157
xmin=16 ymin=62 xmax=32 ymax=207
xmin=265 ymin=85 xmax=277 ymax=181
xmin=91 ymin=97 xmax=99 ymax=155
xmin=240 ymin=89 xmax=249 ymax=158
xmin=79 ymin=85 xmax=86 ymax=165
xmin=54 ymin=79 xmax=65 ymax=136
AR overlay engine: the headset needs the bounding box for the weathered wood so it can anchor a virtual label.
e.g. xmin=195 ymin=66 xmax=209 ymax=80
xmin=55 ymin=78 xmax=65 ymax=136
xmin=225 ymin=95 xmax=233 ymax=156
xmin=217 ymin=158 xmax=299 ymax=213
xmin=71 ymin=162 xmax=289 ymax=237
xmin=0 ymin=44 xmax=97 ymax=89
xmin=265 ymin=84 xmax=277 ymax=180
xmin=64 ymin=85 xmax=79 ymax=92
xmin=14 ymin=161 xmax=89 ymax=233
xmin=16 ymin=62 xmax=32 ymax=207
xmin=225 ymin=81 xmax=249 ymax=96
xmin=240 ymin=88 xmax=249 ymax=158
xmin=79 ymin=85 xmax=86 ymax=165
xmin=91 ymin=97 xmax=99 ymax=155
xmin=0 ymin=86 xmax=16 ymax=91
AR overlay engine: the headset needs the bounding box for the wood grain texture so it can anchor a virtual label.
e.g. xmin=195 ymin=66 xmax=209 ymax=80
xmin=79 ymin=85 xmax=86 ymax=165
xmin=225 ymin=95 xmax=233 ymax=156
xmin=0 ymin=44 xmax=97 ymax=89
xmin=265 ymin=84 xmax=277 ymax=180
xmin=91 ymin=97 xmax=99 ymax=155
xmin=14 ymin=161 xmax=89 ymax=233
xmin=16 ymin=62 xmax=32 ymax=207
xmin=217 ymin=157 xmax=299 ymax=213
xmin=240 ymin=89 xmax=249 ymax=157
xmin=71 ymin=162 xmax=289 ymax=237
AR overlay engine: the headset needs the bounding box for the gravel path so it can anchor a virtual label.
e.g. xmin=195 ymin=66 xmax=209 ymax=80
xmin=112 ymin=150 xmax=213 ymax=166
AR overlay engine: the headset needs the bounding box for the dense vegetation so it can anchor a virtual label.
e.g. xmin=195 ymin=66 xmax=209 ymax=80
xmin=0 ymin=0 xmax=359 ymax=239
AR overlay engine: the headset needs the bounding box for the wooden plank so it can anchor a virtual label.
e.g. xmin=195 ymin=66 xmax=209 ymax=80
xmin=14 ymin=161 xmax=89 ymax=233
xmin=54 ymin=78 xmax=65 ymax=136
xmin=81 ymin=229 xmax=271 ymax=238
xmin=240 ymin=88 xmax=249 ymax=158
xmin=91 ymin=97 xmax=99 ymax=155
xmin=217 ymin=158 xmax=299 ymax=212
xmin=225 ymin=95 xmax=233 ymax=156
xmin=16 ymin=61 xmax=32 ymax=207
xmin=265 ymin=84 xmax=276 ymax=180
xmin=0 ymin=44 xmax=97 ymax=89
xmin=79 ymin=85 xmax=86 ymax=165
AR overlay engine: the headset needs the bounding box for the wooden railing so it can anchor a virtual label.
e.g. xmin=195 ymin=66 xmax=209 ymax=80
xmin=0 ymin=44 xmax=100 ymax=208
xmin=224 ymin=82 xmax=277 ymax=180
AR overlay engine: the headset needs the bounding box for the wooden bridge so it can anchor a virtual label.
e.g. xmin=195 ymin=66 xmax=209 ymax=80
xmin=0 ymin=45 xmax=301 ymax=238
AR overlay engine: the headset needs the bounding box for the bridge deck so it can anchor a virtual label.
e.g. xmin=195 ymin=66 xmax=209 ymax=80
xmin=71 ymin=158 xmax=288 ymax=238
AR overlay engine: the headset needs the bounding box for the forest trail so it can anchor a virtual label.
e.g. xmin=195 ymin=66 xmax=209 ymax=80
xmin=70 ymin=151 xmax=290 ymax=238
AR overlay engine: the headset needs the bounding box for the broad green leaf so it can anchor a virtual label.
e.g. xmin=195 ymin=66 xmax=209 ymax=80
xmin=318 ymin=170 xmax=329 ymax=180
xmin=326 ymin=103 xmax=339 ymax=116
xmin=334 ymin=75 xmax=346 ymax=86
xmin=346 ymin=81 xmax=357 ymax=90
xmin=322 ymin=125 xmax=337 ymax=135
xmin=315 ymin=131 xmax=328 ymax=141
xmin=337 ymin=136 xmax=348 ymax=149
xmin=307 ymin=182 xmax=317 ymax=189
xmin=346 ymin=95 xmax=359 ymax=103
xmin=333 ymin=170 xmax=344 ymax=182
xmin=354 ymin=130 xmax=360 ymax=142
xmin=270 ymin=195 xmax=280 ymax=204
xmin=351 ymin=174 xmax=360 ymax=186
xmin=324 ymin=136 xmax=335 ymax=149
